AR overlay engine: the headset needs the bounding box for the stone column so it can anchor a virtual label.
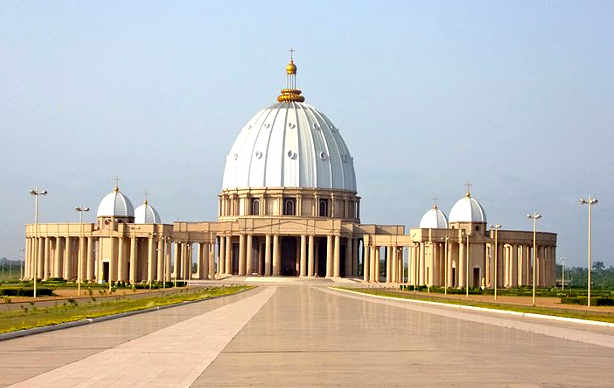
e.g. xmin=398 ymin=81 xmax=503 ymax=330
xmin=53 ymin=237 xmax=62 ymax=279
xmin=374 ymin=246 xmax=380 ymax=283
xmin=344 ymin=238 xmax=352 ymax=278
xmin=265 ymin=234 xmax=272 ymax=276
xmin=326 ymin=235 xmax=333 ymax=278
xmin=333 ymin=235 xmax=341 ymax=278
xmin=225 ymin=236 xmax=232 ymax=275
xmin=446 ymin=243 xmax=453 ymax=287
xmin=458 ymin=241 xmax=465 ymax=288
xmin=117 ymin=237 xmax=125 ymax=282
xmin=511 ymin=244 xmax=518 ymax=287
xmin=172 ymin=241 xmax=180 ymax=281
xmin=386 ymin=246 xmax=392 ymax=283
xmin=147 ymin=237 xmax=154 ymax=283
xmin=246 ymin=234 xmax=253 ymax=276
xmin=239 ymin=234 xmax=246 ymax=276
xmin=352 ymin=238 xmax=359 ymax=276
xmin=308 ymin=235 xmax=315 ymax=277
xmin=419 ymin=243 xmax=426 ymax=286
xmin=187 ymin=243 xmax=193 ymax=280
xmin=129 ymin=237 xmax=137 ymax=284
xmin=363 ymin=243 xmax=370 ymax=281
xmin=208 ymin=242 xmax=214 ymax=280
xmin=42 ymin=238 xmax=49 ymax=280
xmin=272 ymin=234 xmax=280 ymax=276
xmin=200 ymin=242 xmax=209 ymax=280
xmin=218 ymin=236 xmax=225 ymax=275
xmin=63 ymin=237 xmax=72 ymax=280
xmin=300 ymin=235 xmax=307 ymax=277
xmin=154 ymin=238 xmax=163 ymax=282
xmin=370 ymin=246 xmax=377 ymax=282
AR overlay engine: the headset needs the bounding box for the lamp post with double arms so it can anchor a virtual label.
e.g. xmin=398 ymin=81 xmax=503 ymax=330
xmin=75 ymin=206 xmax=90 ymax=296
xmin=489 ymin=224 xmax=502 ymax=300
xmin=527 ymin=211 xmax=542 ymax=307
xmin=560 ymin=257 xmax=566 ymax=290
xmin=579 ymin=195 xmax=598 ymax=307
xmin=29 ymin=187 xmax=48 ymax=299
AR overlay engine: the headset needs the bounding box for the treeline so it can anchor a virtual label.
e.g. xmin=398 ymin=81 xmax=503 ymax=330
xmin=556 ymin=261 xmax=614 ymax=289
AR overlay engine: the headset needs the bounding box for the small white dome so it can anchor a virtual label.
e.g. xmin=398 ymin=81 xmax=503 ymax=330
xmin=449 ymin=193 xmax=487 ymax=223
xmin=96 ymin=188 xmax=134 ymax=218
xmin=134 ymin=201 xmax=161 ymax=224
xmin=419 ymin=206 xmax=449 ymax=228
xmin=222 ymin=101 xmax=357 ymax=192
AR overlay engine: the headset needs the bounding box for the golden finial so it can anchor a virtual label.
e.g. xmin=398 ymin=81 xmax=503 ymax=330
xmin=144 ymin=190 xmax=149 ymax=206
xmin=286 ymin=48 xmax=297 ymax=75
xmin=277 ymin=49 xmax=305 ymax=103
xmin=465 ymin=182 xmax=472 ymax=197
xmin=432 ymin=197 xmax=439 ymax=210
xmin=113 ymin=176 xmax=120 ymax=192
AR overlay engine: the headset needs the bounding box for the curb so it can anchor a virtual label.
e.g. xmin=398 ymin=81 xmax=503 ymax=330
xmin=330 ymin=287 xmax=614 ymax=328
xmin=0 ymin=286 xmax=254 ymax=342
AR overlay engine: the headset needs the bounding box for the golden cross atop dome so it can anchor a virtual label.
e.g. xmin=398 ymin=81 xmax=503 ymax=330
xmin=278 ymin=49 xmax=304 ymax=102
xmin=465 ymin=182 xmax=472 ymax=197
xmin=113 ymin=176 xmax=120 ymax=192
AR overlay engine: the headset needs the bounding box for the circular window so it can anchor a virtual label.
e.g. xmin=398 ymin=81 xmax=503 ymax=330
xmin=265 ymin=123 xmax=271 ymax=128
xmin=288 ymin=123 xmax=296 ymax=129
xmin=320 ymin=152 xmax=328 ymax=160
xmin=287 ymin=151 xmax=297 ymax=160
xmin=233 ymin=153 xmax=238 ymax=160
xmin=255 ymin=151 xmax=263 ymax=159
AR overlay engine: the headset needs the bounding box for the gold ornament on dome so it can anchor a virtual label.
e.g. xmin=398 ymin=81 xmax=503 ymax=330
xmin=277 ymin=49 xmax=305 ymax=103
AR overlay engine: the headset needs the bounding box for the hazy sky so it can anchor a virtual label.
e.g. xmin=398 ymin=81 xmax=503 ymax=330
xmin=1 ymin=1 xmax=612 ymax=267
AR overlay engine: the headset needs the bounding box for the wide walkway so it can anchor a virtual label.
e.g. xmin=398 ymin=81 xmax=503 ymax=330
xmin=2 ymin=284 xmax=614 ymax=387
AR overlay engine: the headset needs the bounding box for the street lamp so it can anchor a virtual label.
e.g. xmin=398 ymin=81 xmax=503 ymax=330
xmin=489 ymin=224 xmax=502 ymax=300
xmin=579 ymin=195 xmax=598 ymax=307
xmin=19 ymin=248 xmax=25 ymax=280
xmin=560 ymin=257 xmax=566 ymax=290
xmin=527 ymin=211 xmax=542 ymax=307
xmin=75 ymin=206 xmax=90 ymax=296
xmin=29 ymin=187 xmax=48 ymax=298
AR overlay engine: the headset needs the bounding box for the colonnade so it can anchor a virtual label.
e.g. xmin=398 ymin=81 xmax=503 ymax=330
xmin=215 ymin=233 xmax=360 ymax=278
xmin=361 ymin=240 xmax=557 ymax=288
xmin=23 ymin=236 xmax=218 ymax=284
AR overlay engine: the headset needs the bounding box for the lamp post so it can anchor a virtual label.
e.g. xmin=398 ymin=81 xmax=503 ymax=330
xmin=75 ymin=206 xmax=90 ymax=296
xmin=527 ymin=211 xmax=542 ymax=307
xmin=579 ymin=195 xmax=598 ymax=307
xmin=489 ymin=224 xmax=502 ymax=300
xmin=29 ymin=187 xmax=48 ymax=298
xmin=560 ymin=257 xmax=566 ymax=290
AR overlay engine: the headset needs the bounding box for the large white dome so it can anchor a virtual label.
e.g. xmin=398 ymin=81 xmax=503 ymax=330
xmin=96 ymin=188 xmax=134 ymax=218
xmin=448 ymin=194 xmax=487 ymax=223
xmin=222 ymin=101 xmax=357 ymax=192
xmin=134 ymin=201 xmax=161 ymax=224
xmin=419 ymin=206 xmax=449 ymax=228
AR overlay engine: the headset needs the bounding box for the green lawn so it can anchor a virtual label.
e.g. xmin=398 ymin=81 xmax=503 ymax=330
xmin=335 ymin=287 xmax=614 ymax=324
xmin=0 ymin=285 xmax=251 ymax=334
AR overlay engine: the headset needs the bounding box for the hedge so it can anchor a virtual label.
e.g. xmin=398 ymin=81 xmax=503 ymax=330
xmin=0 ymin=287 xmax=54 ymax=297
xmin=561 ymin=296 xmax=614 ymax=306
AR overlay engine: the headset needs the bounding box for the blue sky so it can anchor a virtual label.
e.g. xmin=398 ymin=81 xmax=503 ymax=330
xmin=1 ymin=1 xmax=612 ymax=266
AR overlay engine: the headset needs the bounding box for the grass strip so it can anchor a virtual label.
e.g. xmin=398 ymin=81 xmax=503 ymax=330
xmin=335 ymin=287 xmax=614 ymax=324
xmin=0 ymin=285 xmax=252 ymax=334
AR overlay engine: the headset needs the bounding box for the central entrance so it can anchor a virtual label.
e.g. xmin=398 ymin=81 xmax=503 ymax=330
xmin=281 ymin=237 xmax=298 ymax=276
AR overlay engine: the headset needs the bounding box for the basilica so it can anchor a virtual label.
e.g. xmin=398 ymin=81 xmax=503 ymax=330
xmin=23 ymin=56 xmax=557 ymax=289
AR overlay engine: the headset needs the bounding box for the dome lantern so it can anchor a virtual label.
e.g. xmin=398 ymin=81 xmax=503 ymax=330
xmin=278 ymin=49 xmax=305 ymax=103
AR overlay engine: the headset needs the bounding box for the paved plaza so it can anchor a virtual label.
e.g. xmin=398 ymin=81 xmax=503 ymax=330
xmin=1 ymin=284 xmax=614 ymax=387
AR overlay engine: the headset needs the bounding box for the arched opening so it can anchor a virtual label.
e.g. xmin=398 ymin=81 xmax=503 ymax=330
xmin=251 ymin=198 xmax=260 ymax=216
xmin=319 ymin=199 xmax=328 ymax=217
xmin=283 ymin=198 xmax=296 ymax=216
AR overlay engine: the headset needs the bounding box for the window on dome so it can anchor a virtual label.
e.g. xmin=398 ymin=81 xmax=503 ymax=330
xmin=251 ymin=199 xmax=260 ymax=216
xmin=319 ymin=199 xmax=329 ymax=217
xmin=283 ymin=198 xmax=296 ymax=216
